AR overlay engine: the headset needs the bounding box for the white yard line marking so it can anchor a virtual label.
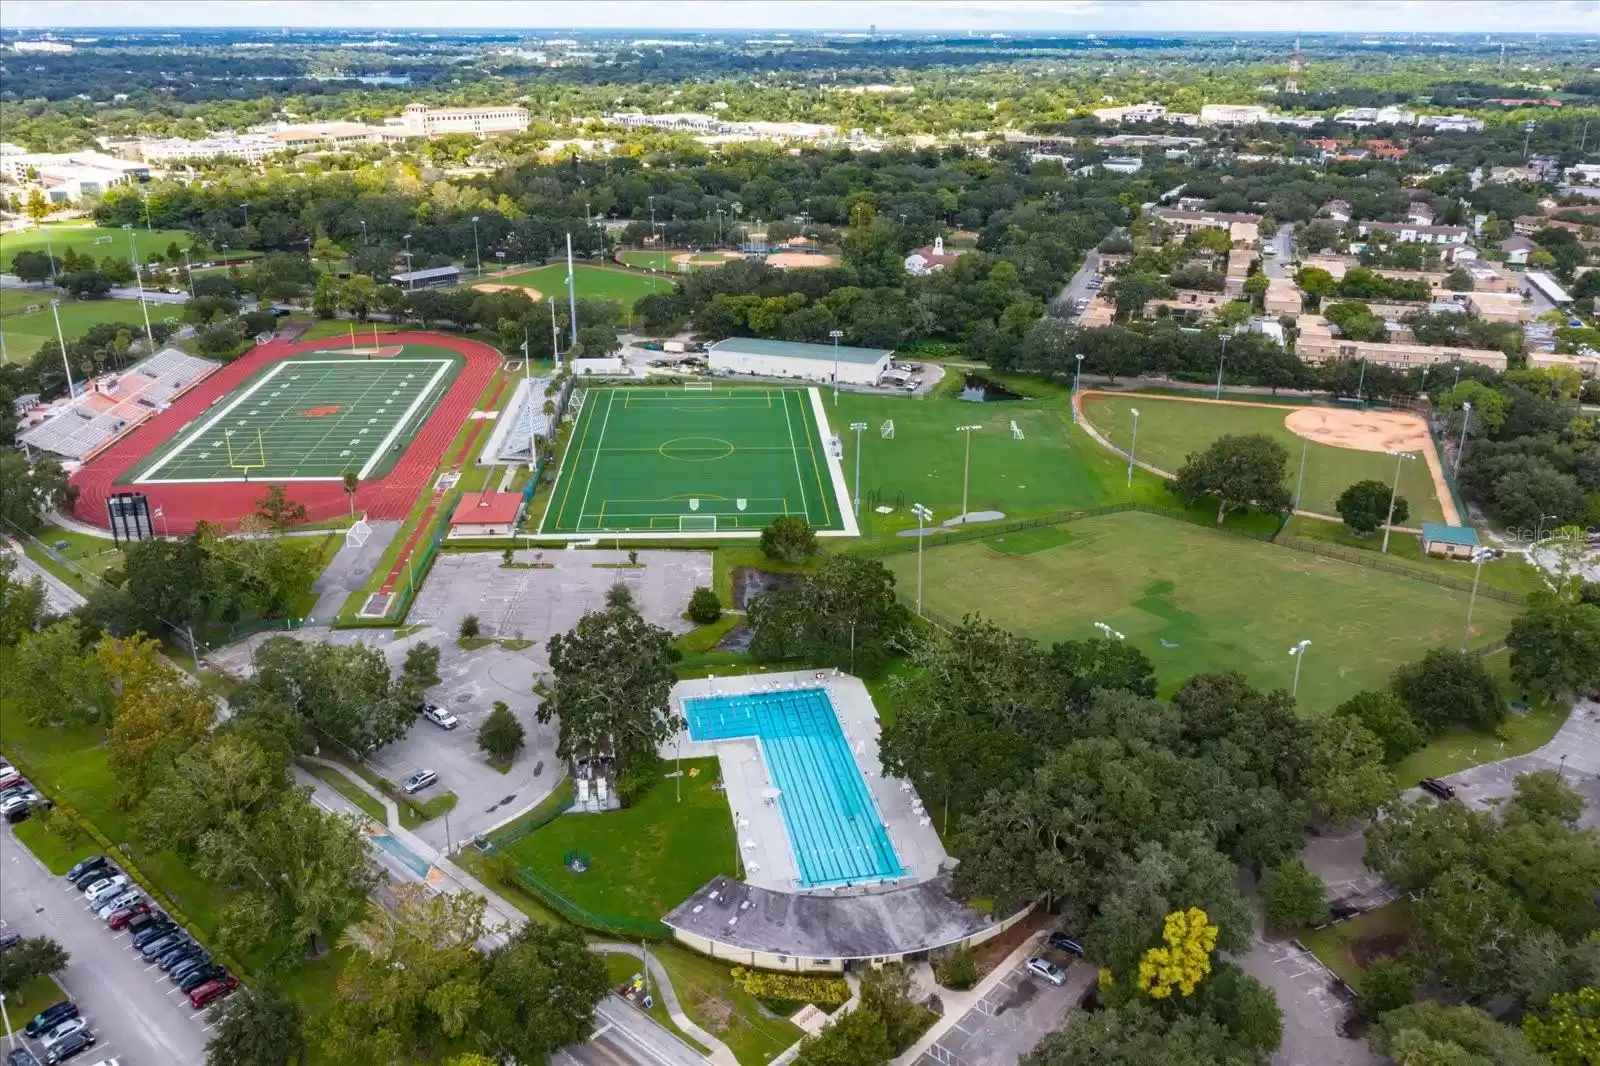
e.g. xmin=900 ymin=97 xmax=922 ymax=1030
xmin=575 ymin=389 xmax=617 ymax=531
xmin=780 ymin=389 xmax=810 ymax=521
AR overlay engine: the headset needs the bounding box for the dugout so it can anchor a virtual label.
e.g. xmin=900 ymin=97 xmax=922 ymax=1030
xmin=708 ymin=337 xmax=892 ymax=387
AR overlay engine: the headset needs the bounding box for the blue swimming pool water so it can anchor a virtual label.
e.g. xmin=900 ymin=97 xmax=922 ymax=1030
xmin=683 ymin=687 xmax=903 ymax=888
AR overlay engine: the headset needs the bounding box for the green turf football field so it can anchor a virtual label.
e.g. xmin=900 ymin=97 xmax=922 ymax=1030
xmin=128 ymin=347 xmax=461 ymax=484
xmin=540 ymin=386 xmax=852 ymax=535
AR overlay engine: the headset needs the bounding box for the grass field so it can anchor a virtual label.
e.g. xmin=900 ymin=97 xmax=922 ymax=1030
xmin=494 ymin=262 xmax=668 ymax=309
xmin=505 ymin=757 xmax=737 ymax=927
xmin=616 ymin=249 xmax=740 ymax=272
xmin=0 ymin=222 xmax=195 ymax=265
xmin=2 ymin=975 xmax=67 ymax=1033
xmin=0 ymin=294 xmax=178 ymax=361
xmin=882 ymin=510 xmax=1521 ymax=711
xmin=540 ymin=386 xmax=851 ymax=536
xmin=124 ymin=346 xmax=462 ymax=484
xmin=1080 ymin=394 xmax=1447 ymax=524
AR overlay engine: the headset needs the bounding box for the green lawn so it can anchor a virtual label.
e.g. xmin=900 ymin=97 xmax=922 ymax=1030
xmin=616 ymin=249 xmax=739 ymax=273
xmin=883 ymin=510 xmax=1521 ymax=711
xmin=2 ymin=975 xmax=67 ymax=1033
xmin=505 ymin=758 xmax=737 ymax=927
xmin=11 ymin=817 xmax=98 ymax=874
xmin=0 ymin=222 xmax=195 ymax=264
xmin=651 ymin=942 xmax=806 ymax=1066
xmin=302 ymin=761 xmax=387 ymax=824
xmin=493 ymin=262 xmax=669 ymax=311
xmin=602 ymin=952 xmax=714 ymax=1056
xmin=1281 ymin=515 xmax=1546 ymax=597
xmin=1300 ymin=900 xmax=1412 ymax=987
xmin=1080 ymin=393 xmax=1448 ymax=524
xmin=1395 ymin=654 xmax=1568 ymax=785
xmin=0 ymin=295 xmax=180 ymax=361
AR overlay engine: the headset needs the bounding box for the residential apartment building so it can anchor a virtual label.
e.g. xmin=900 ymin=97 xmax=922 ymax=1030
xmin=1418 ymin=114 xmax=1485 ymax=133
xmin=1198 ymin=104 xmax=1273 ymax=126
xmin=1264 ymin=277 xmax=1302 ymax=315
xmin=1463 ymin=291 xmax=1533 ymax=325
xmin=1092 ymin=102 xmax=1170 ymax=123
xmin=1149 ymin=208 xmax=1263 ymax=246
xmin=1355 ymin=221 xmax=1470 ymax=245
xmin=1296 ymin=315 xmax=1507 ymax=371
xmin=1528 ymin=351 xmax=1599 ymax=377
xmin=399 ymin=102 xmax=529 ymax=138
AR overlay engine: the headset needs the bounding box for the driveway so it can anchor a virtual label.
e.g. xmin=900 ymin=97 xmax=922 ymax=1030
xmin=1238 ymin=938 xmax=1377 ymax=1066
xmin=917 ymin=955 xmax=1092 ymax=1066
xmin=1 ymin=826 xmax=210 ymax=1065
xmin=1420 ymin=696 xmax=1600 ymax=826
xmin=1053 ymin=249 xmax=1103 ymax=317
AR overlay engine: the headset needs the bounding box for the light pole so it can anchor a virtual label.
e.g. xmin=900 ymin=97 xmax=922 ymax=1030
xmin=1534 ymin=512 xmax=1559 ymax=546
xmin=402 ymin=233 xmax=413 ymax=290
xmin=1292 ymin=436 xmax=1309 ymax=511
xmin=829 ymin=329 xmax=845 ymax=405
xmin=1 ymin=989 xmax=15 ymax=1053
xmin=1380 ymin=451 xmax=1414 ymax=554
xmin=1454 ymin=401 xmax=1472 ymax=475
xmin=50 ymin=299 xmax=74 ymax=399
xmin=181 ymin=248 xmax=195 ymax=298
xmin=1071 ymin=353 xmax=1084 ymax=422
xmin=849 ymin=422 xmax=867 ymax=516
xmin=1214 ymin=334 xmax=1229 ymax=399
xmin=1461 ymin=547 xmax=1494 ymax=651
xmin=1452 ymin=362 xmax=1463 ymax=390
xmin=956 ymin=424 xmax=981 ymax=522
xmin=911 ymin=503 xmax=933 ymax=616
xmin=44 ymin=228 xmax=58 ymax=281
xmin=1289 ymin=639 xmax=1311 ymax=698
xmin=471 ymin=215 xmax=482 ymax=276
xmin=358 ymin=219 xmax=367 ymax=245
xmin=1126 ymin=407 xmax=1141 ymax=487
xmin=1355 ymin=357 xmax=1367 ymax=404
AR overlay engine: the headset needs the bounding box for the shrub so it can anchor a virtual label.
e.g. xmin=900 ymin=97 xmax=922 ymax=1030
xmin=1359 ymin=958 xmax=1416 ymax=1015
xmin=1260 ymin=859 xmax=1331 ymax=931
xmin=935 ymin=946 xmax=978 ymax=990
xmin=729 ymin=967 xmax=850 ymax=1005
xmin=459 ymin=614 xmax=481 ymax=640
xmin=760 ymin=515 xmax=817 ymax=564
xmin=687 ymin=586 xmax=722 ymax=625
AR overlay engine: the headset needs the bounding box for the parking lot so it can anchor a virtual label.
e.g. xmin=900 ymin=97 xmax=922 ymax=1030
xmin=1240 ymin=938 xmax=1376 ymax=1066
xmin=918 ymin=953 xmax=1092 ymax=1066
xmin=1 ymin=827 xmax=210 ymax=1065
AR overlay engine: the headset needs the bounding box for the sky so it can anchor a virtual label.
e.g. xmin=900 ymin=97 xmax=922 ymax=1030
xmin=7 ymin=0 xmax=1600 ymax=35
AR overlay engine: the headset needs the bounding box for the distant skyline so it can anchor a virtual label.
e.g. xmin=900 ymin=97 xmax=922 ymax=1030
xmin=7 ymin=0 xmax=1600 ymax=35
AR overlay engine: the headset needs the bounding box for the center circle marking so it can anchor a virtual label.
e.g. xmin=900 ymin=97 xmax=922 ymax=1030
xmin=658 ymin=436 xmax=735 ymax=462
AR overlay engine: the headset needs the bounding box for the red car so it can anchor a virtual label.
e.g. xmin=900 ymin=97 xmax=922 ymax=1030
xmin=106 ymin=902 xmax=151 ymax=929
xmin=0 ymin=773 xmax=21 ymax=791
xmin=188 ymin=973 xmax=238 ymax=1009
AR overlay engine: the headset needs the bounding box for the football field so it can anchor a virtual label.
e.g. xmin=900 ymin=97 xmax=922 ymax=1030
xmin=129 ymin=346 xmax=461 ymax=484
xmin=539 ymin=386 xmax=855 ymax=537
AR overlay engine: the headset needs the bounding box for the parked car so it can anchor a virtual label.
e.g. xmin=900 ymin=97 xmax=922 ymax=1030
xmin=422 ymin=704 xmax=458 ymax=730
xmin=96 ymin=891 xmax=142 ymax=920
xmin=1047 ymin=932 xmax=1085 ymax=957
xmin=1421 ymin=777 xmax=1457 ymax=800
xmin=84 ymin=877 xmax=131 ymax=906
xmin=131 ymin=922 xmax=177 ymax=950
xmin=80 ymin=874 xmax=124 ymax=898
xmin=42 ymin=1030 xmax=95 ymax=1065
xmin=402 ymin=769 xmax=438 ymax=794
xmin=189 ymin=973 xmax=239 ymax=1009
xmin=0 ymin=931 xmax=21 ymax=951
xmin=40 ymin=1018 xmax=89 ymax=1051
xmin=140 ymin=934 xmax=185 ymax=960
xmin=6 ymin=1046 xmax=43 ymax=1066
xmin=66 ymin=861 xmax=113 ymax=890
xmin=106 ymin=903 xmax=150 ymax=930
xmin=177 ymin=965 xmax=228 ymax=994
xmin=23 ymin=1002 xmax=78 ymax=1039
xmin=169 ymin=954 xmax=213 ymax=984
xmin=0 ymin=772 xmax=21 ymax=791
xmin=1026 ymin=957 xmax=1067 ymax=986
xmin=123 ymin=911 xmax=166 ymax=935
xmin=158 ymin=942 xmax=202 ymax=971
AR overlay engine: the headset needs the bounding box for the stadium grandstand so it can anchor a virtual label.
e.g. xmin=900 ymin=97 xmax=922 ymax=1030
xmin=20 ymin=348 xmax=219 ymax=463
xmin=481 ymin=374 xmax=561 ymax=463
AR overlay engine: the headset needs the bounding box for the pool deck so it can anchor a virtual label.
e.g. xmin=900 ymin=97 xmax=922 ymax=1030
xmin=665 ymin=669 xmax=950 ymax=895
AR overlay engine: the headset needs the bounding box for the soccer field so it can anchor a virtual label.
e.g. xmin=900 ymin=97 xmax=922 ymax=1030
xmin=128 ymin=347 xmax=461 ymax=484
xmin=539 ymin=386 xmax=855 ymax=537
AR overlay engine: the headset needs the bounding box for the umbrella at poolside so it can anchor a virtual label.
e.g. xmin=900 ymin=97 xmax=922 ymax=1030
xmin=742 ymin=838 xmax=758 ymax=850
xmin=761 ymin=787 xmax=782 ymax=801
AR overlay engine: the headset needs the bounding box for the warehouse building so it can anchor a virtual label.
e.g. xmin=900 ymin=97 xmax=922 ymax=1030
xmin=708 ymin=337 xmax=894 ymax=387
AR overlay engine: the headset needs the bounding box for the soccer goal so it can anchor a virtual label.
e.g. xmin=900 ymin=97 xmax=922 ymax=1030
xmin=346 ymin=514 xmax=372 ymax=548
xmin=1010 ymin=420 xmax=1026 ymax=440
xmin=881 ymin=419 xmax=895 ymax=439
xmin=683 ymin=380 xmax=714 ymax=392
xmin=679 ymin=514 xmax=718 ymax=533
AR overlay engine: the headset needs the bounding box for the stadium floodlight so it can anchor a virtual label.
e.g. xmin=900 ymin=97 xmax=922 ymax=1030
xmin=1454 ymin=400 xmax=1473 ymax=476
xmin=911 ymin=503 xmax=934 ymax=616
xmin=1093 ymin=622 xmax=1125 ymax=641
xmin=1380 ymin=451 xmax=1415 ymax=554
xmin=1215 ymin=334 xmax=1230 ymax=399
xmin=829 ymin=330 xmax=846 ymax=406
xmin=1461 ymin=548 xmax=1497 ymax=652
xmin=1289 ymin=639 xmax=1312 ymax=698
xmin=955 ymin=425 xmax=982 ymax=522
xmin=1071 ymin=353 xmax=1085 ymax=423
xmin=849 ymin=422 xmax=868 ymax=517
xmin=1126 ymin=408 xmax=1141 ymax=487
xmin=1534 ymin=513 xmax=1560 ymax=546
xmin=50 ymin=300 xmax=73 ymax=399
xmin=471 ymin=215 xmax=482 ymax=276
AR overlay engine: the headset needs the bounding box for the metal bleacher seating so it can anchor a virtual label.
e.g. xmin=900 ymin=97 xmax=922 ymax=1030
xmin=20 ymin=347 xmax=219 ymax=461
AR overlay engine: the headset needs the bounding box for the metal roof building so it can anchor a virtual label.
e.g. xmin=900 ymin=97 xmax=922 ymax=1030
xmin=707 ymin=337 xmax=893 ymax=387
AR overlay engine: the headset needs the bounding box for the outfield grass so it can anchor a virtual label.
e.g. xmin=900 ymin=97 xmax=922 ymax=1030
xmin=505 ymin=758 xmax=736 ymax=927
xmin=1281 ymin=515 xmax=1546 ymax=596
xmin=493 ymin=262 xmax=669 ymax=310
xmin=0 ymin=222 xmax=195 ymax=264
xmin=1394 ymin=654 xmax=1567 ymax=785
xmin=1300 ymin=900 xmax=1412 ymax=987
xmin=0 ymin=295 xmax=178 ymax=361
xmin=882 ymin=510 xmax=1521 ymax=711
xmin=616 ymin=249 xmax=739 ymax=273
xmin=1080 ymin=393 xmax=1448 ymax=524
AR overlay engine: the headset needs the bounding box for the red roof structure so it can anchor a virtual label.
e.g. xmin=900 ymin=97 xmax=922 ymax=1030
xmin=450 ymin=491 xmax=524 ymax=527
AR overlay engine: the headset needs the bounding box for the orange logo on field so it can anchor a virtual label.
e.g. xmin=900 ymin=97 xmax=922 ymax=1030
xmin=301 ymin=405 xmax=342 ymax=417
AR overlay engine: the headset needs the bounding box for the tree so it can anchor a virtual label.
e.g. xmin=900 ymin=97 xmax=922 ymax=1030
xmin=5 ymin=619 xmax=110 ymax=727
xmin=1136 ymin=907 xmax=1220 ymax=1000
xmin=540 ymin=601 xmax=680 ymax=784
xmin=1191 ymin=964 xmax=1282 ymax=1059
xmin=255 ymin=485 xmax=307 ymax=531
xmin=1306 ymin=713 xmax=1398 ymax=825
xmin=1506 ymin=769 xmax=1584 ymax=827
xmin=10 ymin=249 xmax=57 ymax=285
xmin=402 ymin=642 xmax=441 ymax=689
xmin=1023 ymin=1002 xmax=1251 ymax=1066
xmin=604 ymin=582 xmax=633 ymax=610
xmin=136 ymin=733 xmax=289 ymax=856
xmin=478 ymin=700 xmax=526 ymax=764
xmin=240 ymin=636 xmax=416 ymax=755
xmin=99 ymin=634 xmax=217 ymax=794
xmin=0 ymin=453 xmax=73 ymax=535
xmin=1332 ymin=690 xmax=1424 ymax=764
xmin=1107 ymin=271 xmax=1175 ymax=320
xmin=1524 ymin=987 xmax=1600 ymax=1066
xmin=1335 ymin=478 xmax=1409 ymax=536
xmin=204 ymin=982 xmax=308 ymax=1066
xmin=1242 ymin=272 xmax=1269 ymax=309
xmin=687 ymin=586 xmax=722 ymax=625
xmin=1171 ymin=434 xmax=1290 ymax=525
xmin=0 ymin=936 xmax=68 ymax=996
xmin=796 ymin=1003 xmax=894 ymax=1066
xmin=1045 ymin=636 xmax=1158 ymax=706
xmin=747 ymin=555 xmax=911 ymax=674
xmin=475 ymin=923 xmax=609 ymax=1064
xmin=859 ymin=963 xmax=931 ymax=1054
xmin=1411 ymin=865 xmax=1529 ymax=997
xmin=342 ymin=472 xmax=359 ymax=514
xmin=1259 ymin=859 xmax=1330 ymax=931
xmin=1295 ymin=266 xmax=1338 ymax=304
xmin=1371 ymin=1003 xmax=1546 ymax=1066
xmin=1359 ymin=959 xmax=1416 ymax=1015
xmin=1391 ymin=648 xmax=1505 ymax=733
xmin=1444 ymin=267 xmax=1474 ymax=292
xmin=459 ymin=614 xmax=481 ymax=639
xmin=1507 ymin=593 xmax=1600 ymax=701
xmin=0 ymin=554 xmax=48 ymax=649
xmin=25 ymin=189 xmax=49 ymax=224
xmin=760 ymin=515 xmax=817 ymax=563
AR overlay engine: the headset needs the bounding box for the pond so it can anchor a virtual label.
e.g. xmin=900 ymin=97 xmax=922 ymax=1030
xmin=958 ymin=374 xmax=1026 ymax=402
xmin=715 ymin=568 xmax=801 ymax=651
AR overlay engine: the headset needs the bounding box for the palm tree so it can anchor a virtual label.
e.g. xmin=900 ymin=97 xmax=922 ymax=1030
xmin=342 ymin=471 xmax=359 ymax=515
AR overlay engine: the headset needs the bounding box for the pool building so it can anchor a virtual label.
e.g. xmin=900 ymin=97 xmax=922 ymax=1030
xmin=662 ymin=670 xmax=1029 ymax=973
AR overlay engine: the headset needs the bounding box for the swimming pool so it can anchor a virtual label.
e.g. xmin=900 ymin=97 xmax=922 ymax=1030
xmin=682 ymin=687 xmax=903 ymax=888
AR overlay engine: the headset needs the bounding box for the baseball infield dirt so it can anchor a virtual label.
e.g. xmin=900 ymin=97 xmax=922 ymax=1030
xmin=472 ymin=283 xmax=543 ymax=301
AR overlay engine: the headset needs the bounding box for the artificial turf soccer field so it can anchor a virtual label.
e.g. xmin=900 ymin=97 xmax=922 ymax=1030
xmin=539 ymin=386 xmax=853 ymax=536
xmin=127 ymin=346 xmax=461 ymax=484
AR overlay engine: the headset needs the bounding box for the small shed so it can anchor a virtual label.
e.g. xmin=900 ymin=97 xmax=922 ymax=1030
xmin=449 ymin=491 xmax=525 ymax=537
xmin=1420 ymin=522 xmax=1480 ymax=559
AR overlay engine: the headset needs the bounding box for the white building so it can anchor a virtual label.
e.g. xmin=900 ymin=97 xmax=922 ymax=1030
xmin=1199 ymin=104 xmax=1273 ymax=126
xmin=1356 ymin=221 xmax=1470 ymax=245
xmin=1567 ymin=163 xmax=1600 ymax=186
xmin=1335 ymin=106 xmax=1418 ymax=126
xmin=399 ymin=103 xmax=529 ymax=138
xmin=124 ymin=134 xmax=285 ymax=165
xmin=1100 ymin=156 xmax=1144 ymax=174
xmin=1419 ymin=114 xmax=1485 ymax=133
xmin=708 ymin=337 xmax=892 ymax=386
xmin=12 ymin=40 xmax=73 ymax=53
xmin=1092 ymin=102 xmax=1168 ymax=123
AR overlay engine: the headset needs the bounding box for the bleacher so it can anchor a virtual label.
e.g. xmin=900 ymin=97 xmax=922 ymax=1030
xmin=493 ymin=376 xmax=557 ymax=461
xmin=21 ymin=347 xmax=219 ymax=462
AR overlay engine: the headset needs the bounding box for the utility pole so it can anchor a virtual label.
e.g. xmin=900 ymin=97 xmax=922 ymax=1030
xmin=1454 ymin=401 xmax=1472 ymax=475
xmin=471 ymin=215 xmax=482 ymax=276
xmin=1071 ymin=353 xmax=1084 ymax=422
xmin=956 ymin=424 xmax=981 ymax=522
xmin=1215 ymin=334 xmax=1229 ymax=399
xmin=849 ymin=422 xmax=867 ymax=516
xmin=50 ymin=300 xmax=74 ymax=399
xmin=911 ymin=504 xmax=933 ymax=616
xmin=1293 ymin=437 xmax=1309 ymax=511
xmin=565 ymin=233 xmax=578 ymax=347
xmin=1461 ymin=549 xmax=1492 ymax=651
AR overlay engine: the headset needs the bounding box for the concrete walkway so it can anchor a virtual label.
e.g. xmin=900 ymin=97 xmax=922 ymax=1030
xmin=591 ymin=943 xmax=740 ymax=1065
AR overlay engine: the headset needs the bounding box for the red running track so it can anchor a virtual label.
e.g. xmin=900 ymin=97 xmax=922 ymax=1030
xmin=71 ymin=332 xmax=502 ymax=536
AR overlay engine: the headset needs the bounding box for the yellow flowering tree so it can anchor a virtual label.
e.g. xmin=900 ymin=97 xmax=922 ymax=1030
xmin=1136 ymin=907 xmax=1219 ymax=999
xmin=1524 ymin=987 xmax=1600 ymax=1066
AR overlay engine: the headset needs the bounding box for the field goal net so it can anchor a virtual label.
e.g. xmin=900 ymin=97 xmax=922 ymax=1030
xmin=881 ymin=419 xmax=895 ymax=439
xmin=683 ymin=380 xmax=714 ymax=392
xmin=678 ymin=514 xmax=718 ymax=533
xmin=346 ymin=514 xmax=372 ymax=548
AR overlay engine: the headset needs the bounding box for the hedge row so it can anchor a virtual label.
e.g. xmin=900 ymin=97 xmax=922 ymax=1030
xmin=730 ymin=966 xmax=849 ymax=1005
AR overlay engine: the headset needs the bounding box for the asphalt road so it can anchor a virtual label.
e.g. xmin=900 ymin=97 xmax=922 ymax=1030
xmin=1 ymin=826 xmax=212 ymax=1065
xmin=1264 ymin=223 xmax=1295 ymax=278
xmin=918 ymin=955 xmax=1092 ymax=1066
xmin=2 ymin=539 xmax=88 ymax=614
xmin=1054 ymin=249 xmax=1102 ymax=317
xmin=0 ymin=275 xmax=190 ymax=305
